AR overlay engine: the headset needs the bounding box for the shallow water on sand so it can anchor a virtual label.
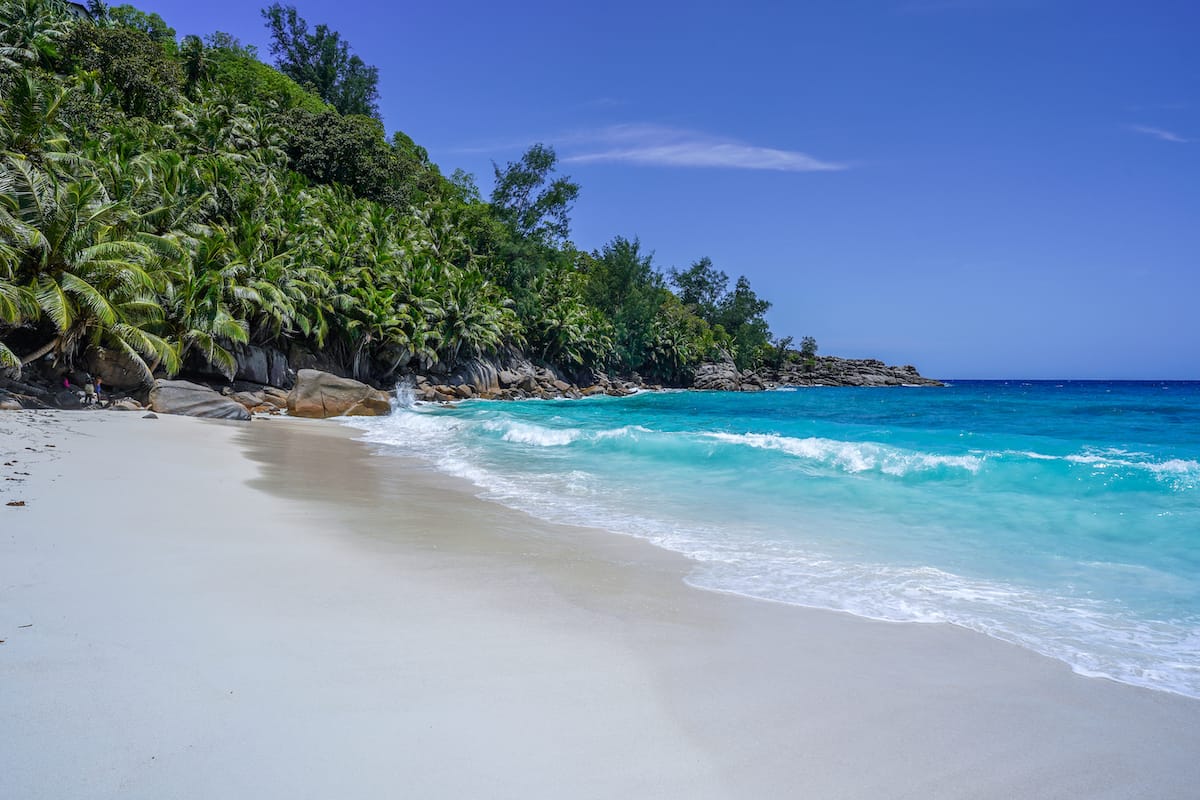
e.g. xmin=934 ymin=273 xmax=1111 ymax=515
xmin=344 ymin=381 xmax=1200 ymax=698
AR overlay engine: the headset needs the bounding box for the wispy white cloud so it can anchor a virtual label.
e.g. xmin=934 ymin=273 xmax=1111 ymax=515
xmin=560 ymin=124 xmax=847 ymax=172
xmin=1129 ymin=124 xmax=1191 ymax=144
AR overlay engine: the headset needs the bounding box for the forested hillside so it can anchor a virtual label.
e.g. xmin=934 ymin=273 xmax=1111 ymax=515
xmin=0 ymin=0 xmax=792 ymax=390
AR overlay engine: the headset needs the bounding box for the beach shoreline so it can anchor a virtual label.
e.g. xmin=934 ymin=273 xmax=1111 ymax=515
xmin=3 ymin=410 xmax=1199 ymax=799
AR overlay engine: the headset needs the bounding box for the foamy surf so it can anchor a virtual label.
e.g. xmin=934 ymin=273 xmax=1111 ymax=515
xmin=342 ymin=380 xmax=1200 ymax=699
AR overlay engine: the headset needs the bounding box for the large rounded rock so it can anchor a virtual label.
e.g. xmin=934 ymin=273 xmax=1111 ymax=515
xmin=692 ymin=357 xmax=742 ymax=391
xmin=109 ymin=398 xmax=145 ymax=412
xmin=231 ymin=345 xmax=291 ymax=388
xmin=85 ymin=347 xmax=150 ymax=391
xmin=148 ymin=380 xmax=251 ymax=420
xmin=287 ymin=369 xmax=391 ymax=418
xmin=448 ymin=357 xmax=500 ymax=392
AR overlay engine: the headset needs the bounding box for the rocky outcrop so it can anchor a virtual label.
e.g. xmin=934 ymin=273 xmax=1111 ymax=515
xmin=692 ymin=357 xmax=740 ymax=391
xmin=224 ymin=384 xmax=289 ymax=415
xmin=691 ymin=355 xmax=942 ymax=391
xmin=691 ymin=353 xmax=767 ymax=392
xmin=447 ymin=357 xmax=501 ymax=393
xmin=233 ymin=345 xmax=291 ymax=388
xmin=0 ymin=378 xmax=53 ymax=409
xmin=148 ymin=380 xmax=252 ymax=420
xmin=85 ymin=347 xmax=150 ymax=391
xmin=758 ymin=357 xmax=943 ymax=388
xmin=407 ymin=351 xmax=643 ymax=403
xmin=287 ymin=344 xmax=348 ymax=380
xmin=180 ymin=345 xmax=291 ymax=389
xmin=108 ymin=397 xmax=145 ymax=411
xmin=287 ymin=369 xmax=392 ymax=418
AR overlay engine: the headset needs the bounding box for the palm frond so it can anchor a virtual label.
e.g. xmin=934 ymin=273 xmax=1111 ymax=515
xmin=60 ymin=271 xmax=117 ymax=326
xmin=34 ymin=274 xmax=71 ymax=332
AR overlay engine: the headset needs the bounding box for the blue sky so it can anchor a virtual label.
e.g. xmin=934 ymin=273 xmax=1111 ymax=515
xmin=140 ymin=0 xmax=1198 ymax=378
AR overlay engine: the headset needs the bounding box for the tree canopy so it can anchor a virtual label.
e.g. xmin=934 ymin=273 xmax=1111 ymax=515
xmin=260 ymin=3 xmax=379 ymax=117
xmin=0 ymin=0 xmax=811 ymax=388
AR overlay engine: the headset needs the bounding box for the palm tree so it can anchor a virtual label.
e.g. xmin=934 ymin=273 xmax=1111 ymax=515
xmin=0 ymin=255 xmax=37 ymax=370
xmin=157 ymin=228 xmax=248 ymax=378
xmin=0 ymin=0 xmax=72 ymax=72
xmin=435 ymin=265 xmax=514 ymax=366
xmin=1 ymin=154 xmax=180 ymax=378
xmin=0 ymin=72 xmax=69 ymax=157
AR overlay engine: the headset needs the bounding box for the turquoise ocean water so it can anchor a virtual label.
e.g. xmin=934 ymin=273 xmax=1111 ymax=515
xmin=343 ymin=381 xmax=1200 ymax=698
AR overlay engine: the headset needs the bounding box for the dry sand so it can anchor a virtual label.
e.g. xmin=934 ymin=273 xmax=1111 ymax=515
xmin=2 ymin=409 xmax=1199 ymax=799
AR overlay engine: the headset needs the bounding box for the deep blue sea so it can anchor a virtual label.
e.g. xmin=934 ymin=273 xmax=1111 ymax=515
xmin=344 ymin=381 xmax=1200 ymax=697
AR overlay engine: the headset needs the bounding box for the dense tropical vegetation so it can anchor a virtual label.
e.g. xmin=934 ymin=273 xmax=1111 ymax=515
xmin=0 ymin=0 xmax=795 ymax=388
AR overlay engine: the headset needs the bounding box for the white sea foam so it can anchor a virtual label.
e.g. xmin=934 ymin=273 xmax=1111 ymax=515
xmin=392 ymin=382 xmax=416 ymax=408
xmin=485 ymin=420 xmax=581 ymax=447
xmin=341 ymin=408 xmax=1200 ymax=699
xmin=702 ymin=432 xmax=983 ymax=475
xmin=1063 ymin=448 xmax=1200 ymax=489
xmin=688 ymin=550 xmax=1200 ymax=699
xmin=594 ymin=424 xmax=654 ymax=440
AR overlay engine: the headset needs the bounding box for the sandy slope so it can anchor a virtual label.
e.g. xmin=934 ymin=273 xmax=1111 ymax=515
xmin=2 ymin=410 xmax=1198 ymax=799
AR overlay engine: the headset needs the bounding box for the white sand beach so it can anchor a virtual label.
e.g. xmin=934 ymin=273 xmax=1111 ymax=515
xmin=3 ymin=410 xmax=1200 ymax=799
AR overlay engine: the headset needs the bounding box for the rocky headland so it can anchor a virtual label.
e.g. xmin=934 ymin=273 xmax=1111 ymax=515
xmin=0 ymin=343 xmax=943 ymax=421
xmin=693 ymin=354 xmax=945 ymax=391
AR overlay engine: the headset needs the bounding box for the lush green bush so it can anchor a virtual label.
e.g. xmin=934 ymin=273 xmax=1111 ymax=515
xmin=59 ymin=23 xmax=182 ymax=120
xmin=208 ymin=48 xmax=328 ymax=113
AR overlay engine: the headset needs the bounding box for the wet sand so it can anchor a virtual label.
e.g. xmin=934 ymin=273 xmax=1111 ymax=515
xmin=3 ymin=410 xmax=1199 ymax=799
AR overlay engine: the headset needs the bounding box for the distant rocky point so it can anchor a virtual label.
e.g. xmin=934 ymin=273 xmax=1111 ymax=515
xmin=694 ymin=354 xmax=944 ymax=391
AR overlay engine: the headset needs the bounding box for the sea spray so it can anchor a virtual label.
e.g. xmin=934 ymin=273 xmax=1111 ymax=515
xmin=344 ymin=381 xmax=1200 ymax=698
xmin=393 ymin=378 xmax=416 ymax=409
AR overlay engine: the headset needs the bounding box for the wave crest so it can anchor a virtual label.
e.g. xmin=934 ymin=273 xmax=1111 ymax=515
xmin=702 ymin=432 xmax=983 ymax=475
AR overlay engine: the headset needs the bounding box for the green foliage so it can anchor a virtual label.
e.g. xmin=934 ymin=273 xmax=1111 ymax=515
xmin=260 ymin=3 xmax=379 ymax=117
xmin=524 ymin=265 xmax=612 ymax=366
xmin=583 ymin=236 xmax=667 ymax=372
xmin=0 ymin=0 xmax=73 ymax=71
xmin=670 ymin=261 xmax=772 ymax=370
xmin=644 ymin=295 xmax=719 ymax=383
xmin=769 ymin=335 xmax=793 ymax=369
xmin=799 ymin=335 xmax=817 ymax=359
xmin=0 ymin=0 xmax=794 ymax=389
xmin=0 ymin=70 xmax=68 ymax=156
xmin=275 ymin=108 xmax=438 ymax=207
xmin=60 ymin=22 xmax=183 ymax=120
xmin=207 ymin=45 xmax=328 ymax=113
xmin=106 ymin=4 xmax=175 ymax=52
xmin=669 ymin=256 xmax=727 ymax=322
xmin=490 ymin=144 xmax=578 ymax=244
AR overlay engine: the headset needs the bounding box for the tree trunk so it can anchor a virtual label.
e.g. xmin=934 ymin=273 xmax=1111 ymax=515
xmin=20 ymin=338 xmax=59 ymax=366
